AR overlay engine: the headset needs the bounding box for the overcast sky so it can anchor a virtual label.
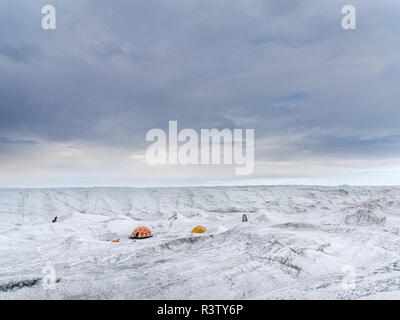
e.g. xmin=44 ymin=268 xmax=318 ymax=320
xmin=0 ymin=0 xmax=400 ymax=187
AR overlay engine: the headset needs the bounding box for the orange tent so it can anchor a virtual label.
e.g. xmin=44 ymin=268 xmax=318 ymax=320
xmin=130 ymin=226 xmax=153 ymax=239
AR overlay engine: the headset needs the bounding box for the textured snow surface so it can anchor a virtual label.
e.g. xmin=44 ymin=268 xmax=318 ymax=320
xmin=1 ymin=185 xmax=400 ymax=300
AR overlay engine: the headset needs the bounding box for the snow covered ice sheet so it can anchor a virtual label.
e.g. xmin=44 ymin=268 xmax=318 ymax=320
xmin=1 ymin=185 xmax=400 ymax=299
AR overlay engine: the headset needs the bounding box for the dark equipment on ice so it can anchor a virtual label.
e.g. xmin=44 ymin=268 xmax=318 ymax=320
xmin=242 ymin=214 xmax=248 ymax=222
xmin=52 ymin=216 xmax=57 ymax=223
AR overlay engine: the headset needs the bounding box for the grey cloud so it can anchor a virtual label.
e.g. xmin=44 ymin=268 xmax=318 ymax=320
xmin=0 ymin=137 xmax=38 ymax=145
xmin=0 ymin=0 xmax=399 ymax=183
xmin=275 ymin=92 xmax=309 ymax=102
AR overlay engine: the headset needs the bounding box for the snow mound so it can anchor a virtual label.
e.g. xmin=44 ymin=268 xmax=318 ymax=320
xmin=345 ymin=209 xmax=386 ymax=226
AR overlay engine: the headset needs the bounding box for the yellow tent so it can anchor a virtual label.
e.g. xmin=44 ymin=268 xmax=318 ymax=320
xmin=191 ymin=225 xmax=207 ymax=233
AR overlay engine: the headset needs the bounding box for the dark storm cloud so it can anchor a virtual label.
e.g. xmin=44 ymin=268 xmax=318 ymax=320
xmin=274 ymin=92 xmax=309 ymax=103
xmin=0 ymin=0 xmax=400 ymax=162
xmin=0 ymin=137 xmax=38 ymax=145
xmin=0 ymin=42 xmax=38 ymax=64
xmin=297 ymin=134 xmax=400 ymax=158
